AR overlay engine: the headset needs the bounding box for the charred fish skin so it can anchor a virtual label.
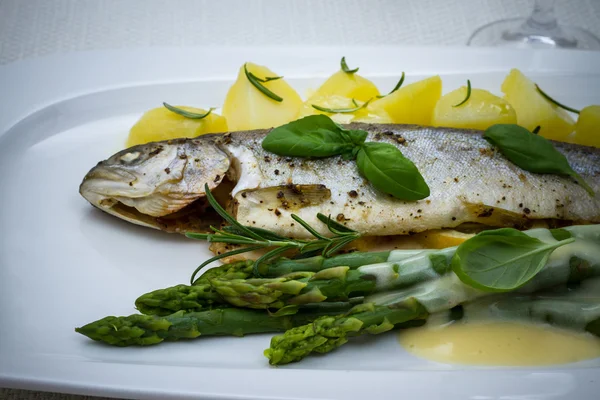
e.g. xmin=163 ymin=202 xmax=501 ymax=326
xmin=79 ymin=138 xmax=230 ymax=231
xmin=79 ymin=124 xmax=600 ymax=237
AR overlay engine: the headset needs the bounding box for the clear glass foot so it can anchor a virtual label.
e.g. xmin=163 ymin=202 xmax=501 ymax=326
xmin=467 ymin=1 xmax=600 ymax=50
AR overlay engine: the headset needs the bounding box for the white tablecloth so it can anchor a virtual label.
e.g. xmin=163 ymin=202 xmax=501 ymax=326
xmin=2 ymin=0 xmax=600 ymax=65
xmin=1 ymin=0 xmax=599 ymax=399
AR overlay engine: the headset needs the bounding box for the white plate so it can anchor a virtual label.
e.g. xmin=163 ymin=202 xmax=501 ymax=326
xmin=1 ymin=46 xmax=600 ymax=400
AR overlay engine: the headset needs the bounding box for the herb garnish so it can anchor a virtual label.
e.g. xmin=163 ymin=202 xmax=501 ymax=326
xmin=484 ymin=124 xmax=594 ymax=196
xmin=163 ymin=102 xmax=215 ymax=119
xmin=452 ymin=80 xmax=471 ymax=107
xmin=244 ymin=63 xmax=284 ymax=102
xmin=186 ymin=183 xmax=361 ymax=282
xmin=377 ymin=72 xmax=405 ymax=98
xmin=340 ymin=57 xmax=359 ymax=74
xmin=356 ymin=142 xmax=430 ymax=200
xmin=311 ymin=99 xmax=372 ymax=114
xmin=262 ymin=115 xmax=430 ymax=200
xmin=452 ymin=228 xmax=574 ymax=292
xmin=535 ymin=84 xmax=580 ymax=114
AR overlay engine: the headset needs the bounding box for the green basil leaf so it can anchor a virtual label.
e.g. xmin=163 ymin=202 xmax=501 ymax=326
xmin=356 ymin=142 xmax=430 ymax=200
xmin=484 ymin=124 xmax=594 ymax=196
xmin=262 ymin=115 xmax=356 ymax=157
xmin=451 ymin=228 xmax=575 ymax=292
xmin=550 ymin=228 xmax=573 ymax=241
xmin=343 ymin=129 xmax=369 ymax=147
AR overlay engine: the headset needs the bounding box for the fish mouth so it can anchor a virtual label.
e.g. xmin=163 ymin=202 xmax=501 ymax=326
xmin=80 ymin=176 xmax=236 ymax=233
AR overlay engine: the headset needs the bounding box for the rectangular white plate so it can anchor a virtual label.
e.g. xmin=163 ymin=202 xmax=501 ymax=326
xmin=1 ymin=46 xmax=600 ymax=400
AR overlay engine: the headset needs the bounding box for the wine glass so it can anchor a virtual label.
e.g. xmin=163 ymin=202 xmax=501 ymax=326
xmin=467 ymin=0 xmax=600 ymax=50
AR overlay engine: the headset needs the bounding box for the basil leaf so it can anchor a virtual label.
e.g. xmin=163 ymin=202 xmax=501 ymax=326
xmin=262 ymin=115 xmax=356 ymax=157
xmin=451 ymin=228 xmax=575 ymax=292
xmin=343 ymin=129 xmax=369 ymax=147
xmin=356 ymin=142 xmax=430 ymax=200
xmin=484 ymin=124 xmax=594 ymax=196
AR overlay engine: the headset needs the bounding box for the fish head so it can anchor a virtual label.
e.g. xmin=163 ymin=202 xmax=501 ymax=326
xmin=79 ymin=138 xmax=230 ymax=232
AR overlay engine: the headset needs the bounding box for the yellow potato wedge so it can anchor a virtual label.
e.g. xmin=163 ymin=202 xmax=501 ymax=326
xmin=311 ymin=70 xmax=380 ymax=102
xmin=297 ymin=95 xmax=392 ymax=124
xmin=126 ymin=106 xmax=227 ymax=147
xmin=568 ymin=105 xmax=600 ymax=148
xmin=222 ymin=63 xmax=303 ymax=131
xmin=501 ymin=69 xmax=575 ymax=141
xmin=432 ymin=87 xmax=517 ymax=131
xmin=369 ymin=76 xmax=442 ymax=125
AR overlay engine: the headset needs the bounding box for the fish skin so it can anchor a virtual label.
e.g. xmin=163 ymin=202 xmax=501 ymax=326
xmin=79 ymin=124 xmax=600 ymax=237
xmin=79 ymin=137 xmax=230 ymax=231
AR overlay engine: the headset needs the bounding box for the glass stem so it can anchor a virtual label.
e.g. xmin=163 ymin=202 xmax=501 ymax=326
xmin=525 ymin=0 xmax=558 ymax=31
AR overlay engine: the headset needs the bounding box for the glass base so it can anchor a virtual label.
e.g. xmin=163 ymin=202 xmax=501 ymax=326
xmin=467 ymin=18 xmax=600 ymax=50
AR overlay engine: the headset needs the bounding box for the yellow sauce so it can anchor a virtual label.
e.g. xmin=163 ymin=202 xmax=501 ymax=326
xmin=399 ymin=321 xmax=600 ymax=366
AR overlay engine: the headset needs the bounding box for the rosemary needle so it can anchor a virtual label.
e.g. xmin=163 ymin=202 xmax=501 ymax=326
xmin=186 ymin=184 xmax=361 ymax=282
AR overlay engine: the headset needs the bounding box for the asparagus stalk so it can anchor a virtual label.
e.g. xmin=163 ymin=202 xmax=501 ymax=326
xmin=76 ymin=301 xmax=358 ymax=346
xmin=264 ymin=299 xmax=428 ymax=365
xmin=137 ymin=225 xmax=600 ymax=315
xmin=265 ymin=232 xmax=600 ymax=364
xmin=212 ymin=225 xmax=600 ymax=310
xmin=135 ymin=260 xmax=254 ymax=316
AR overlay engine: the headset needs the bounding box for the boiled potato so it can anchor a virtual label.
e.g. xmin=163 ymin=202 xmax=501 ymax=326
xmin=431 ymin=87 xmax=517 ymax=130
xmin=501 ymin=69 xmax=575 ymax=141
xmin=369 ymin=76 xmax=442 ymax=125
xmin=297 ymin=95 xmax=392 ymax=124
xmin=126 ymin=106 xmax=227 ymax=147
xmin=222 ymin=62 xmax=303 ymax=131
xmin=568 ymin=105 xmax=600 ymax=148
xmin=311 ymin=70 xmax=380 ymax=102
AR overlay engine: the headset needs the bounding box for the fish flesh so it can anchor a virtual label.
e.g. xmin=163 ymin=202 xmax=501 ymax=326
xmin=79 ymin=124 xmax=600 ymax=238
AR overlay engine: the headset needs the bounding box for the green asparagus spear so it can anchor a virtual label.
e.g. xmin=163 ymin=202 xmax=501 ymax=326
xmin=265 ymin=299 xmax=428 ymax=365
xmin=135 ymin=260 xmax=255 ymax=315
xmin=265 ymin=235 xmax=600 ymax=364
xmin=76 ymin=301 xmax=357 ymax=346
xmin=213 ymin=225 xmax=600 ymax=310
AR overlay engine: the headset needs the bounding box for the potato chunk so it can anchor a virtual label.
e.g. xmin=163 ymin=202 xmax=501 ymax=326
xmin=297 ymin=95 xmax=392 ymax=124
xmin=311 ymin=70 xmax=380 ymax=102
xmin=369 ymin=76 xmax=442 ymax=125
xmin=501 ymin=69 xmax=575 ymax=141
xmin=126 ymin=106 xmax=227 ymax=147
xmin=432 ymin=87 xmax=516 ymax=131
xmin=568 ymin=105 xmax=600 ymax=148
xmin=222 ymin=63 xmax=303 ymax=131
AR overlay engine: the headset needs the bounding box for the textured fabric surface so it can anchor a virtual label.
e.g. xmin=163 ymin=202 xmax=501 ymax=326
xmin=1 ymin=0 xmax=600 ymax=399
xmin=1 ymin=0 xmax=600 ymax=65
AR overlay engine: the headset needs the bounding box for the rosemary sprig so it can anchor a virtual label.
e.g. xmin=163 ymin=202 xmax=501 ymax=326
xmin=453 ymin=80 xmax=471 ymax=107
xmin=535 ymin=84 xmax=581 ymax=114
xmin=244 ymin=63 xmax=284 ymax=102
xmin=186 ymin=184 xmax=361 ymax=283
xmin=163 ymin=102 xmax=215 ymax=119
xmin=311 ymin=98 xmax=372 ymax=114
xmin=341 ymin=57 xmax=359 ymax=74
xmin=377 ymin=72 xmax=405 ymax=98
xmin=253 ymin=75 xmax=283 ymax=83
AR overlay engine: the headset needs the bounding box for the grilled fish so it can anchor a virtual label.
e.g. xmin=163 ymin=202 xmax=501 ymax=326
xmin=79 ymin=124 xmax=600 ymax=238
